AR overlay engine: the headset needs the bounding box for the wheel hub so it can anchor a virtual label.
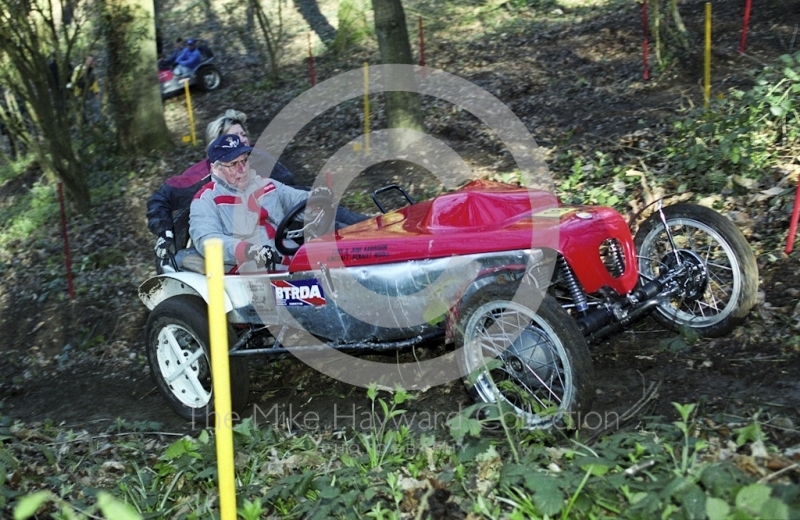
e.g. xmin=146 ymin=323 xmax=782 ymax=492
xmin=156 ymin=325 xmax=211 ymax=408
xmin=502 ymin=327 xmax=557 ymax=387
xmin=660 ymin=249 xmax=708 ymax=302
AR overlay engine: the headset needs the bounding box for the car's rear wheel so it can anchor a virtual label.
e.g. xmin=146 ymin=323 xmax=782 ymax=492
xmin=196 ymin=65 xmax=222 ymax=91
xmin=146 ymin=295 xmax=249 ymax=420
xmin=456 ymin=289 xmax=594 ymax=430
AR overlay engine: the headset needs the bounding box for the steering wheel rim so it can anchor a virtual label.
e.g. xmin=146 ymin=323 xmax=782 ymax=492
xmin=274 ymin=194 xmax=336 ymax=256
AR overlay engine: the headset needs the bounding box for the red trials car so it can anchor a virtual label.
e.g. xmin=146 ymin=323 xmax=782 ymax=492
xmin=139 ymin=180 xmax=758 ymax=426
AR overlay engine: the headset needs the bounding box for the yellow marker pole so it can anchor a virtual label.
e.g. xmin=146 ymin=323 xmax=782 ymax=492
xmin=204 ymin=238 xmax=236 ymax=520
xmin=363 ymin=62 xmax=370 ymax=155
xmin=704 ymin=2 xmax=712 ymax=108
xmin=183 ymin=79 xmax=197 ymax=145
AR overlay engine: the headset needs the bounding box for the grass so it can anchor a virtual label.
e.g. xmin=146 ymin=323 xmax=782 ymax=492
xmin=0 ymin=153 xmax=36 ymax=185
xmin=0 ymin=179 xmax=59 ymax=248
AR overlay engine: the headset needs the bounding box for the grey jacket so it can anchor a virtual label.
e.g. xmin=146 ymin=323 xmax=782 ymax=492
xmin=189 ymin=172 xmax=308 ymax=268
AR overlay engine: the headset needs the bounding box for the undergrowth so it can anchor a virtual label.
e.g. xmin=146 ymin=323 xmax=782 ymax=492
xmin=550 ymin=51 xmax=800 ymax=222
xmin=3 ymin=390 xmax=800 ymax=519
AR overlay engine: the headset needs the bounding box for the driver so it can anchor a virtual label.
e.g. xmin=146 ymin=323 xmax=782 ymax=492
xmin=147 ymin=108 xmax=366 ymax=265
xmin=189 ymin=134 xmax=332 ymax=272
xmin=147 ymin=109 xmax=296 ymax=262
xmin=173 ymin=38 xmax=203 ymax=77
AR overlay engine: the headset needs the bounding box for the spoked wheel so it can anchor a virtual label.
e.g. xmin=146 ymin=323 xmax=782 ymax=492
xmin=145 ymin=295 xmax=249 ymax=420
xmin=457 ymin=289 xmax=593 ymax=430
xmin=634 ymin=203 xmax=758 ymax=337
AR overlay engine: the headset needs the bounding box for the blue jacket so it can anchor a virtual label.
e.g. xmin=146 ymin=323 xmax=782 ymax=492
xmin=176 ymin=47 xmax=203 ymax=70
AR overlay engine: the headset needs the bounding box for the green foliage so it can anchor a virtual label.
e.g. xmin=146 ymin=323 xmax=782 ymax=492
xmin=0 ymin=154 xmax=36 ymax=185
xmin=238 ymin=498 xmax=263 ymax=520
xmin=662 ymin=52 xmax=800 ymax=190
xmin=5 ymin=393 xmax=800 ymax=519
xmin=12 ymin=489 xmax=142 ymax=520
xmin=342 ymin=189 xmax=376 ymax=213
xmin=546 ymin=50 xmax=800 ymax=210
xmin=333 ymin=0 xmax=372 ymax=54
xmin=668 ymin=402 xmax=708 ymax=477
xmin=0 ymin=181 xmax=58 ymax=244
xmin=348 ymin=384 xmax=413 ymax=470
xmin=554 ymin=150 xmax=625 ymax=208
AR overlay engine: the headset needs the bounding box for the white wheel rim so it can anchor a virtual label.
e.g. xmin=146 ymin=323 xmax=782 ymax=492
xmin=155 ymin=324 xmax=212 ymax=409
xmin=463 ymin=300 xmax=573 ymax=428
xmin=638 ymin=217 xmax=742 ymax=328
xmin=204 ymin=71 xmax=220 ymax=89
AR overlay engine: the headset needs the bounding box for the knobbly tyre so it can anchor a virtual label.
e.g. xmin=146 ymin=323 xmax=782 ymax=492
xmin=138 ymin=180 xmax=758 ymax=428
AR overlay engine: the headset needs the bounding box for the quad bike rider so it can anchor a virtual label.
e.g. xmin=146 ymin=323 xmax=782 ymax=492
xmin=158 ymin=38 xmax=222 ymax=98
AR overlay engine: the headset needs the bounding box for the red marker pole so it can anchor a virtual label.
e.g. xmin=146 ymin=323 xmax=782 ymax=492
xmin=739 ymin=0 xmax=752 ymax=54
xmin=57 ymin=182 xmax=75 ymax=299
xmin=307 ymin=33 xmax=316 ymax=87
xmin=642 ymin=0 xmax=650 ymax=81
xmin=786 ymin=181 xmax=800 ymax=254
xmin=418 ymin=15 xmax=426 ymax=68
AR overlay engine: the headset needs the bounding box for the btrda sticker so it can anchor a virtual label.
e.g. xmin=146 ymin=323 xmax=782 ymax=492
xmin=271 ymin=279 xmax=326 ymax=307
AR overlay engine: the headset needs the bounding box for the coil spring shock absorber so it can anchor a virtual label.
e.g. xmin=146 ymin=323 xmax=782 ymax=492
xmin=558 ymin=255 xmax=589 ymax=313
xmin=607 ymin=239 xmax=625 ymax=278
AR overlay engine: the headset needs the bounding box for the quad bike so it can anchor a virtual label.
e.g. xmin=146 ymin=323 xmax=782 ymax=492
xmin=138 ymin=180 xmax=758 ymax=428
xmin=158 ymin=42 xmax=222 ymax=99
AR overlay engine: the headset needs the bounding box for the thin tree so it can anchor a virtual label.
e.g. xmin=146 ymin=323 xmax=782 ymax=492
xmin=249 ymin=0 xmax=285 ymax=81
xmin=0 ymin=0 xmax=91 ymax=212
xmin=647 ymin=0 xmax=689 ymax=67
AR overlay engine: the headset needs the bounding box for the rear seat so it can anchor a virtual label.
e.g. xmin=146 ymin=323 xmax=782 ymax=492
xmin=197 ymin=44 xmax=214 ymax=61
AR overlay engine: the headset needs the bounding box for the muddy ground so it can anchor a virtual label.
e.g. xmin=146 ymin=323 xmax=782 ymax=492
xmin=1 ymin=0 xmax=800 ymax=446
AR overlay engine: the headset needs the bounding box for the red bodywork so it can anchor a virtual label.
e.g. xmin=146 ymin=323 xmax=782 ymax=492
xmin=289 ymin=180 xmax=639 ymax=296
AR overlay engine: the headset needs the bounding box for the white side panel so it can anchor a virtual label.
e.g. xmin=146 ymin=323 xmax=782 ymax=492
xmin=138 ymin=273 xmax=234 ymax=312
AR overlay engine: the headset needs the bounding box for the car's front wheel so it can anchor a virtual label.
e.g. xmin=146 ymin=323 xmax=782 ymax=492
xmin=634 ymin=203 xmax=758 ymax=337
xmin=145 ymin=295 xmax=249 ymax=420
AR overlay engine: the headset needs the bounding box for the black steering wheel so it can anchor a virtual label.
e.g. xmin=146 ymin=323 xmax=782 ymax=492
xmin=274 ymin=193 xmax=336 ymax=256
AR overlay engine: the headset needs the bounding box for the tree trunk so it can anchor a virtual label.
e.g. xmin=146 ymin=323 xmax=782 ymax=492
xmin=104 ymin=0 xmax=172 ymax=155
xmin=372 ymin=0 xmax=425 ymax=146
